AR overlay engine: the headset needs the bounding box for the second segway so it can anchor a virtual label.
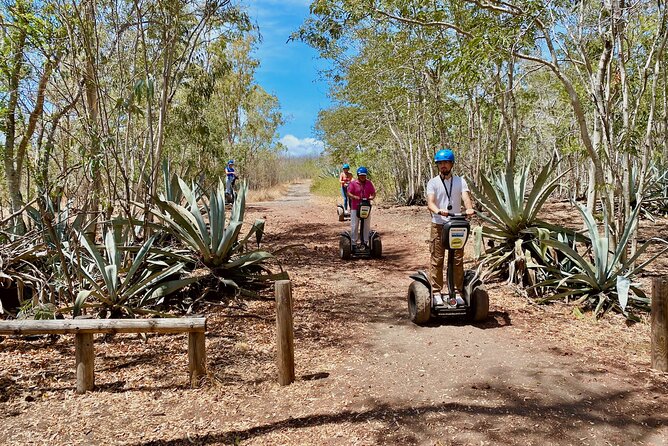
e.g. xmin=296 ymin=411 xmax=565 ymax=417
xmin=339 ymin=198 xmax=382 ymax=260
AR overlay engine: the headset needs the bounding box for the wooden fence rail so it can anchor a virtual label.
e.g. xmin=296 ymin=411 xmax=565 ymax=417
xmin=0 ymin=317 xmax=207 ymax=393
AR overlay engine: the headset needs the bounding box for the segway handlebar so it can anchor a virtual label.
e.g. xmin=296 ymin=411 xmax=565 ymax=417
xmin=439 ymin=212 xmax=473 ymax=218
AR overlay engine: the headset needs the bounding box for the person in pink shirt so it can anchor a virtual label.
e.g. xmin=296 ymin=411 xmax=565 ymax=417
xmin=346 ymin=166 xmax=376 ymax=247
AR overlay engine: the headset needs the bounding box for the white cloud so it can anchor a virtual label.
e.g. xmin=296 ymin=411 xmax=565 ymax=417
xmin=280 ymin=134 xmax=324 ymax=157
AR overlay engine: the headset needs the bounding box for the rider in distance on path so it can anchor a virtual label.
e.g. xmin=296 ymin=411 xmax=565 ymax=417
xmin=225 ymin=160 xmax=238 ymax=198
xmin=339 ymin=163 xmax=353 ymax=212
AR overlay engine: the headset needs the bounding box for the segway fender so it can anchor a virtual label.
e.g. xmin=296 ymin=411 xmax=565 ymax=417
xmin=337 ymin=205 xmax=345 ymax=221
xmin=463 ymin=269 xmax=483 ymax=306
xmin=409 ymin=270 xmax=431 ymax=291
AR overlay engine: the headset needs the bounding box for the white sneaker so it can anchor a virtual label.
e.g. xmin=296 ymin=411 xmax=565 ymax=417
xmin=455 ymin=295 xmax=465 ymax=306
xmin=433 ymin=292 xmax=444 ymax=306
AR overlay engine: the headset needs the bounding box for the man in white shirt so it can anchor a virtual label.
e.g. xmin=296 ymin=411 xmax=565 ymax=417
xmin=426 ymin=149 xmax=475 ymax=306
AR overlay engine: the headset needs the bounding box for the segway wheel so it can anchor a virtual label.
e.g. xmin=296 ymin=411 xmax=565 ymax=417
xmin=225 ymin=192 xmax=235 ymax=205
xmin=408 ymin=280 xmax=431 ymax=325
xmin=467 ymin=287 xmax=489 ymax=322
xmin=371 ymin=237 xmax=382 ymax=258
xmin=337 ymin=205 xmax=345 ymax=222
xmin=339 ymin=236 xmax=352 ymax=260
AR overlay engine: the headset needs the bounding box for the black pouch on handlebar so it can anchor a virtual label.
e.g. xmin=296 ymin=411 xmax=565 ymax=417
xmin=441 ymin=216 xmax=470 ymax=250
xmin=357 ymin=199 xmax=372 ymax=219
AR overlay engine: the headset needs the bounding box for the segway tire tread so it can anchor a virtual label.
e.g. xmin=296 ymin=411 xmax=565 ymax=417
xmin=468 ymin=287 xmax=489 ymax=322
xmin=408 ymin=280 xmax=431 ymax=325
xmin=371 ymin=237 xmax=382 ymax=258
xmin=339 ymin=236 xmax=352 ymax=260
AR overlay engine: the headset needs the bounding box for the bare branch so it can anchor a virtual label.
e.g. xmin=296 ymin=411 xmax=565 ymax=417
xmin=373 ymin=8 xmax=473 ymax=38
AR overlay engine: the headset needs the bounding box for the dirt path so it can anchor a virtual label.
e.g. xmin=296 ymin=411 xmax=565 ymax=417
xmin=242 ymin=181 xmax=668 ymax=445
xmin=1 ymin=181 xmax=667 ymax=445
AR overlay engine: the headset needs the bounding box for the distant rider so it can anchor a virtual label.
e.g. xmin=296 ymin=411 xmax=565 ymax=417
xmin=347 ymin=166 xmax=376 ymax=247
xmin=426 ymin=149 xmax=475 ymax=306
xmin=225 ymin=160 xmax=238 ymax=197
xmin=339 ymin=163 xmax=353 ymax=211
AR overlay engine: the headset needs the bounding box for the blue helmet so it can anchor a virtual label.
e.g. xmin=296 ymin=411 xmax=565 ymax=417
xmin=342 ymin=163 xmax=350 ymax=169
xmin=434 ymin=149 xmax=455 ymax=163
xmin=227 ymin=159 xmax=235 ymax=165
xmin=357 ymin=166 xmax=368 ymax=176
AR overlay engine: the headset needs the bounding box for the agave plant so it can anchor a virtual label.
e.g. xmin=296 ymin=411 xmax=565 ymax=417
xmin=152 ymin=177 xmax=286 ymax=288
xmin=469 ymin=159 xmax=570 ymax=286
xmin=72 ymin=229 xmax=198 ymax=318
xmin=634 ymin=163 xmax=668 ymax=219
xmin=0 ymin=230 xmax=50 ymax=316
xmin=536 ymin=203 xmax=668 ymax=318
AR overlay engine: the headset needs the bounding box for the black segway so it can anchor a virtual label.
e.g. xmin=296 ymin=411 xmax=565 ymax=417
xmin=407 ymin=215 xmax=488 ymax=325
xmin=339 ymin=198 xmax=382 ymax=260
xmin=225 ymin=177 xmax=237 ymax=204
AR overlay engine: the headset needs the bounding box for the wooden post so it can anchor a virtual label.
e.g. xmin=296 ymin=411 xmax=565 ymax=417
xmin=275 ymin=280 xmax=295 ymax=385
xmin=651 ymin=277 xmax=668 ymax=372
xmin=188 ymin=331 xmax=206 ymax=387
xmin=75 ymin=333 xmax=95 ymax=393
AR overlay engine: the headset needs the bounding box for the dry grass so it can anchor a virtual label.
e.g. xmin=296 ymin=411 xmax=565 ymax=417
xmin=246 ymin=183 xmax=290 ymax=203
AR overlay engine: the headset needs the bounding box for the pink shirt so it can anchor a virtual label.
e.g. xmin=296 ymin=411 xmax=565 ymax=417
xmin=347 ymin=179 xmax=376 ymax=210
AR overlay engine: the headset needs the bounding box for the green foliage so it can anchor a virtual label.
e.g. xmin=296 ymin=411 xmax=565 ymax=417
xmin=151 ymin=177 xmax=284 ymax=291
xmin=536 ymin=204 xmax=668 ymax=318
xmin=72 ymin=230 xmax=196 ymax=318
xmin=470 ymin=159 xmax=568 ymax=285
xmin=166 ymin=34 xmax=285 ymax=190
xmin=635 ymin=164 xmax=668 ymax=219
xmin=0 ymin=230 xmax=50 ymax=312
xmin=311 ymin=176 xmax=342 ymax=198
xmin=17 ymin=301 xmax=57 ymax=320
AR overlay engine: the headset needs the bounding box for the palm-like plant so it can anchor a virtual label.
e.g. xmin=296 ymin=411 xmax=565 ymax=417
xmin=0 ymin=231 xmax=49 ymax=316
xmin=537 ymin=203 xmax=668 ymax=318
xmin=635 ymin=164 xmax=668 ymax=219
xmin=152 ymin=177 xmax=285 ymax=286
xmin=469 ymin=159 xmax=570 ymax=285
xmin=72 ymin=230 xmax=198 ymax=318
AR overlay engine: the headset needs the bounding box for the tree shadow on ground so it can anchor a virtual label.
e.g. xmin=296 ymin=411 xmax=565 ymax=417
xmin=128 ymin=383 xmax=668 ymax=446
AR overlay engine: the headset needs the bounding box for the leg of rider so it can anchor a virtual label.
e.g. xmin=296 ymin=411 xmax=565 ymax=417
xmin=342 ymin=186 xmax=348 ymax=211
xmin=226 ymin=177 xmax=232 ymax=195
xmin=350 ymin=210 xmax=359 ymax=245
xmin=362 ymin=213 xmax=371 ymax=245
xmin=429 ymin=223 xmax=445 ymax=295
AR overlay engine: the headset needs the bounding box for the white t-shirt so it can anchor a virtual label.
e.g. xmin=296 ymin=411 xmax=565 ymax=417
xmin=426 ymin=175 xmax=469 ymax=224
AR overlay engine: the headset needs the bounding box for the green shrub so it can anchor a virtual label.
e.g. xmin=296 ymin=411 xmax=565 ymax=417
xmin=536 ymin=203 xmax=668 ymax=319
xmin=470 ymin=159 xmax=569 ymax=286
xmin=71 ymin=229 xmax=197 ymax=318
xmin=152 ymin=177 xmax=287 ymax=293
xmin=311 ymin=175 xmax=342 ymax=198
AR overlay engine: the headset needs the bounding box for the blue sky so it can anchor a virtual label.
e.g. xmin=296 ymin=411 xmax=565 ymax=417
xmin=246 ymin=1 xmax=330 ymax=157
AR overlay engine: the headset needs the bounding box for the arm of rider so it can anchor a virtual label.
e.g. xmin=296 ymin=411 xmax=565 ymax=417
xmin=463 ymin=191 xmax=475 ymax=217
xmin=427 ymin=193 xmax=447 ymax=216
xmin=347 ymin=183 xmax=357 ymax=200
